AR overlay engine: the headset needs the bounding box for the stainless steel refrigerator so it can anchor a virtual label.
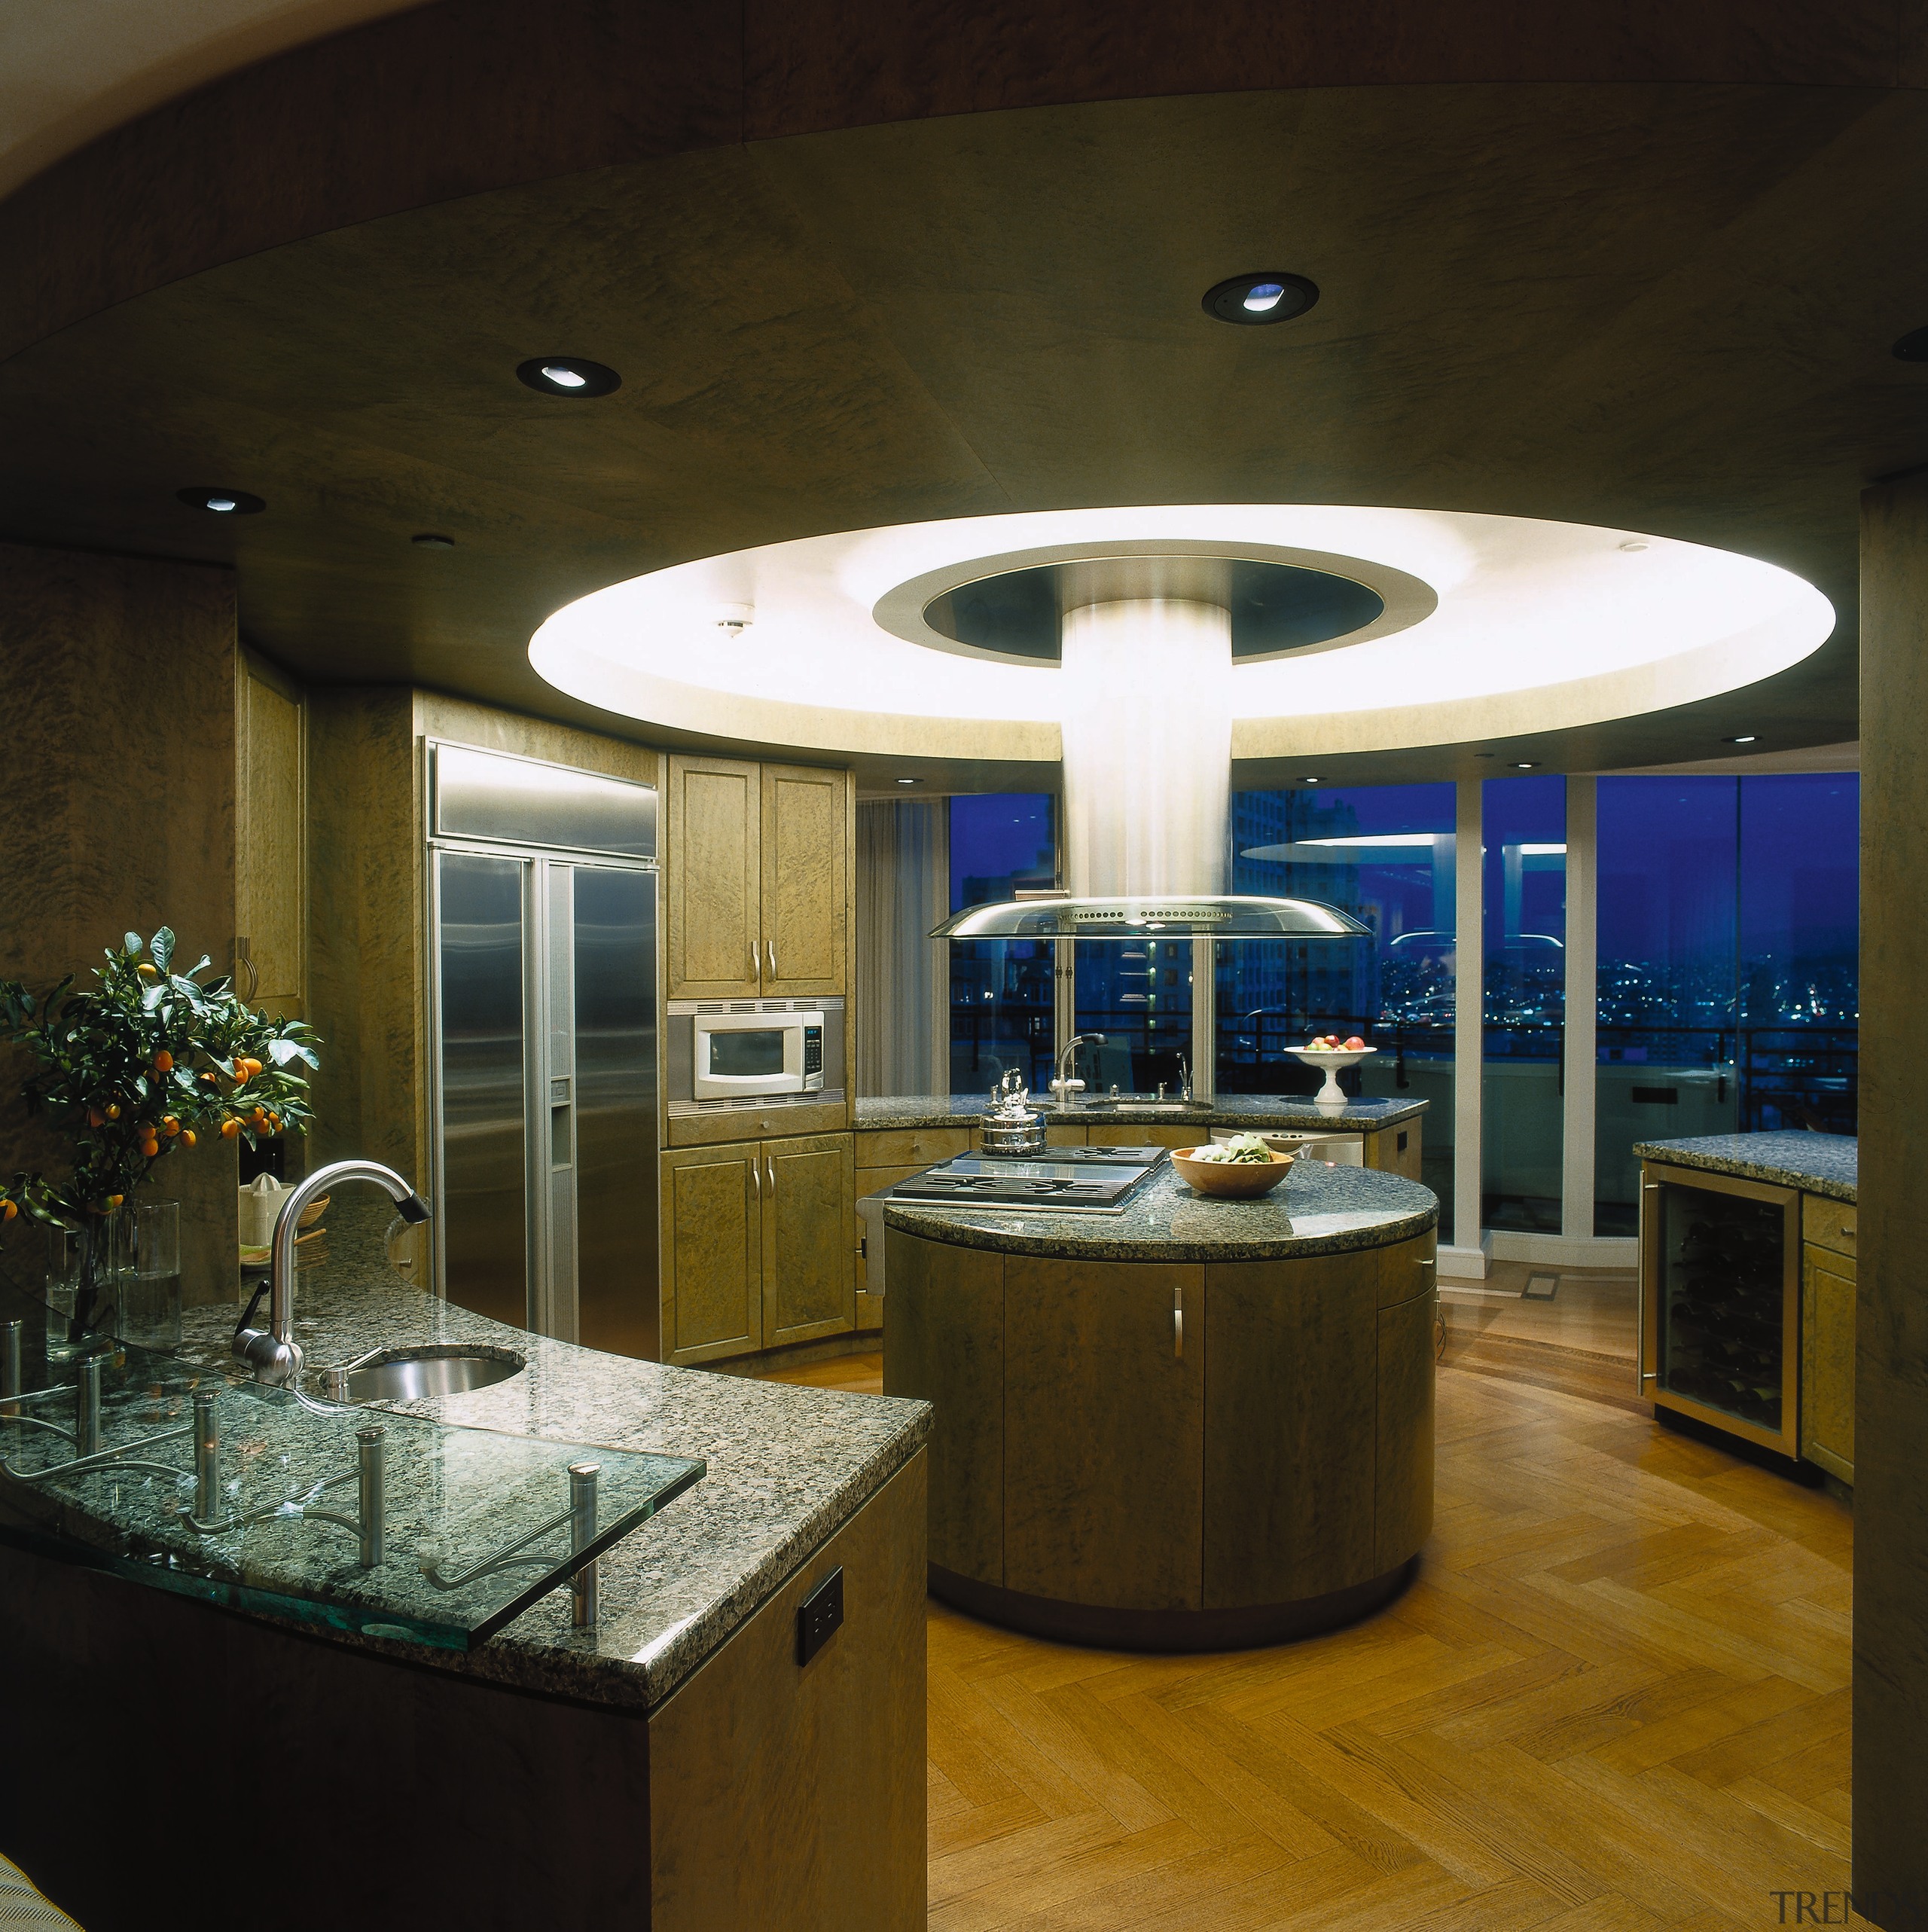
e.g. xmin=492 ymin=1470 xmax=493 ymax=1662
xmin=427 ymin=742 xmax=659 ymax=1357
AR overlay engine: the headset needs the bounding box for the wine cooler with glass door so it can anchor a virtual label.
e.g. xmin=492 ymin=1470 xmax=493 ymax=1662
xmin=1640 ymin=1162 xmax=1800 ymax=1457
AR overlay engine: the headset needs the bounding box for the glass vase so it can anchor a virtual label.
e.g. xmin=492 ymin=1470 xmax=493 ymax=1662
xmin=120 ymin=1201 xmax=182 ymax=1351
xmin=46 ymin=1212 xmax=125 ymax=1363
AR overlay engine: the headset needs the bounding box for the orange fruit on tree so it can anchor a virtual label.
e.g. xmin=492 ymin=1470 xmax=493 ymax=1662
xmin=107 ymin=1195 xmax=123 ymax=1208
xmin=105 ymin=1103 xmax=120 ymax=1120
xmin=1 ymin=1200 xmax=16 ymax=1222
xmin=220 ymin=1118 xmax=240 ymax=1139
xmin=182 ymin=1130 xmax=197 ymax=1147
xmin=163 ymin=1116 xmax=179 ymax=1135
xmin=87 ymin=1108 xmax=104 ymax=1127
xmin=154 ymin=1050 xmax=173 ymax=1073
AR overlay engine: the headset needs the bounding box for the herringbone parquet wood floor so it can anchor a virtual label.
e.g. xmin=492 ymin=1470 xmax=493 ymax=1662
xmin=768 ymin=1345 xmax=1857 ymax=1928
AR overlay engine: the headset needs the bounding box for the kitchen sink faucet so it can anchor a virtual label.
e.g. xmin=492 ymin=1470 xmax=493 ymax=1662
xmin=234 ymin=1160 xmax=431 ymax=1387
xmin=1049 ymin=1033 xmax=1105 ymax=1108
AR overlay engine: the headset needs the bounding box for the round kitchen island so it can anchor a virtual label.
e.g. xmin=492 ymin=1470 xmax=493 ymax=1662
xmin=883 ymin=1157 xmax=1438 ymax=1650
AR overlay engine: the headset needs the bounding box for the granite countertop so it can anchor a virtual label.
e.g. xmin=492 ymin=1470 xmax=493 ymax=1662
xmin=169 ymin=1219 xmax=929 ymax=1711
xmin=857 ymin=1092 xmax=1429 ymax=1133
xmin=1634 ymin=1131 xmax=1857 ymax=1202
xmin=883 ymin=1155 xmax=1437 ymax=1262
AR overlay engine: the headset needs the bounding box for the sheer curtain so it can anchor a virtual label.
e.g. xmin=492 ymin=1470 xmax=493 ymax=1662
xmin=856 ymin=798 xmax=949 ymax=1097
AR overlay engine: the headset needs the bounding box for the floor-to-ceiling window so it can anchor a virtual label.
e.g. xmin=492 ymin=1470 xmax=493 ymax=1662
xmin=1737 ymin=774 xmax=1859 ymax=1133
xmin=1218 ymin=783 xmax=1458 ymax=1219
xmin=1594 ymin=777 xmax=1739 ymax=1234
xmin=1482 ymin=775 xmax=1566 ymax=1233
xmin=1593 ymin=771 xmax=1857 ymax=1233
xmin=947 ymin=793 xmax=1057 ymax=1096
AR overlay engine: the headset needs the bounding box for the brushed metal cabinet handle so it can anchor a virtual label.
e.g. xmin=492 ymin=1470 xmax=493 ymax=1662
xmin=751 ymin=943 xmax=760 ymax=987
xmin=767 ymin=939 xmax=778 ymax=978
xmin=1173 ymin=1284 xmax=1184 ymax=1360
xmin=1841 ymin=1222 xmax=1856 ymax=1238
xmin=749 ymin=1158 xmax=760 ymax=1201
xmin=766 ymin=1153 xmax=776 ymax=1192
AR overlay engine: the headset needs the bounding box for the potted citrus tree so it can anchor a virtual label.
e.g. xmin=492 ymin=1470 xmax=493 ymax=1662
xmin=0 ymin=926 xmax=319 ymax=1338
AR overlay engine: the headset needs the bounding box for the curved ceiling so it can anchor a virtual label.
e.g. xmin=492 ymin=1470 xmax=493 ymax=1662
xmin=1 ymin=44 xmax=1923 ymax=786
xmin=0 ymin=0 xmax=426 ymax=201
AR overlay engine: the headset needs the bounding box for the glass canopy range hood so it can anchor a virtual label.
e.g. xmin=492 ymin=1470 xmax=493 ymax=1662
xmin=930 ymin=893 xmax=1370 ymax=941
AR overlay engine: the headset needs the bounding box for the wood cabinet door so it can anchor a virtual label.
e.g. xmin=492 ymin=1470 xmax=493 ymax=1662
xmin=1375 ymin=1286 xmax=1437 ymax=1572
xmin=761 ymin=1133 xmax=856 ymax=1348
xmin=760 ymin=763 xmax=847 ymax=997
xmin=236 ymin=655 xmax=306 ymax=1018
xmin=1801 ymin=1245 xmax=1856 ymax=1483
xmin=660 ymin=1144 xmax=761 ymax=1364
xmin=1002 ymin=1256 xmax=1204 ymax=1610
xmin=667 ymin=755 xmax=761 ymax=999
xmin=1202 ymin=1252 xmax=1378 ymax=1608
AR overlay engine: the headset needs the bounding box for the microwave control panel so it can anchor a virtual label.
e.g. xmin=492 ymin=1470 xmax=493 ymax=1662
xmin=804 ymin=1025 xmax=824 ymax=1079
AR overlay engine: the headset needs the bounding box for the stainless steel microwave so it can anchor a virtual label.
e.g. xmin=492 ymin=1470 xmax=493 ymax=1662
xmin=691 ymin=1008 xmax=825 ymax=1099
xmin=667 ymin=998 xmax=844 ymax=1116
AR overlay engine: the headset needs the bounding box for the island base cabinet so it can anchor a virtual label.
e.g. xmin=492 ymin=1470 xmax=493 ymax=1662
xmin=887 ymin=1226 xmax=1435 ymax=1651
xmin=0 ymin=1454 xmax=928 ymax=1932
xmin=650 ymin=1451 xmax=927 ymax=1930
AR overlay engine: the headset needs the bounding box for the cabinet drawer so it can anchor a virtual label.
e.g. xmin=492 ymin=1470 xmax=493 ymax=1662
xmin=1801 ymin=1243 xmax=1856 ymax=1484
xmin=1087 ymin=1125 xmax=1199 ymax=1149
xmin=1801 ymin=1195 xmax=1856 ymax=1259
xmin=855 ymin=1127 xmax=972 ymax=1170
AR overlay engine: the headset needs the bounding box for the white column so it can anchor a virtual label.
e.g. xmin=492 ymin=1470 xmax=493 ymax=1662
xmin=1562 ymin=776 xmax=1597 ymax=1241
xmin=1443 ymin=777 xmax=1487 ymax=1277
xmin=1058 ymin=598 xmax=1232 ymax=898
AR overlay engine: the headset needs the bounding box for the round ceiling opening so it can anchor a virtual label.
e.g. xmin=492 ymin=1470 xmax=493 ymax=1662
xmin=922 ymin=557 xmax=1387 ymax=661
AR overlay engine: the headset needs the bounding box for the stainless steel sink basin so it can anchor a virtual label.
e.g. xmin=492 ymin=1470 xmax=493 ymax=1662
xmin=322 ymin=1347 xmax=526 ymax=1402
xmin=1041 ymin=1100 xmax=1202 ymax=1117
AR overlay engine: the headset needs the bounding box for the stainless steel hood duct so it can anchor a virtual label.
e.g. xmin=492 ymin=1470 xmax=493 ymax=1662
xmin=930 ymin=562 xmax=1368 ymax=942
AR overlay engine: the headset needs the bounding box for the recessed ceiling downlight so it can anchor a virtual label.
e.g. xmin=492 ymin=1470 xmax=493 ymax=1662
xmin=178 ymin=487 xmax=264 ymax=514
xmin=517 ymin=357 xmax=621 ymax=398
xmin=1202 ymin=273 xmax=1319 ymax=327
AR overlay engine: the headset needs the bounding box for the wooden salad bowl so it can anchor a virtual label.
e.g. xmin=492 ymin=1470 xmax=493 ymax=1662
xmin=1170 ymin=1147 xmax=1294 ymax=1198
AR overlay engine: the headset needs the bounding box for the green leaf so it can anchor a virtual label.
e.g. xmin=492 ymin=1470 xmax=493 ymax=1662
xmin=151 ymin=929 xmax=175 ymax=972
xmin=124 ymin=933 xmax=142 ymax=956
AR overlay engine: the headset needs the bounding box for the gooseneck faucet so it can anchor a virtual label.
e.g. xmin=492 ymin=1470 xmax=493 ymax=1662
xmin=234 ymin=1160 xmax=431 ymax=1387
xmin=1049 ymin=1033 xmax=1105 ymax=1107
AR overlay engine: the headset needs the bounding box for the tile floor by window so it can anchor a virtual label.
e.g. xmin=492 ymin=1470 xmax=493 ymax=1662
xmin=764 ymin=1328 xmax=1856 ymax=1928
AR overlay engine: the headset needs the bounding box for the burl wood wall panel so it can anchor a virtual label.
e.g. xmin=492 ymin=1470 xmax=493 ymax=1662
xmin=1853 ymin=475 xmax=1928 ymax=1920
xmin=0 ymin=540 xmax=240 ymax=1304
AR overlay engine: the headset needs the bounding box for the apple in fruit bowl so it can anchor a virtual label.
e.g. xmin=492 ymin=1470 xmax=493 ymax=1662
xmin=1343 ymin=1036 xmax=1366 ymax=1051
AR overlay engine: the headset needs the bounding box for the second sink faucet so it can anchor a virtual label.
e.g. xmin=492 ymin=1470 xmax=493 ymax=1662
xmin=234 ymin=1160 xmax=432 ymax=1387
xmin=1050 ymin=1033 xmax=1105 ymax=1107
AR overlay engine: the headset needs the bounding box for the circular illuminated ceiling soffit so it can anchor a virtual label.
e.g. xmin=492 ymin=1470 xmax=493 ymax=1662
xmin=886 ymin=545 xmax=1433 ymax=665
xmin=528 ymin=505 xmax=1835 ymax=765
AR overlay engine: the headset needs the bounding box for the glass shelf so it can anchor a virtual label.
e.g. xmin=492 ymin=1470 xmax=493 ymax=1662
xmin=0 ymin=1274 xmax=703 ymax=1650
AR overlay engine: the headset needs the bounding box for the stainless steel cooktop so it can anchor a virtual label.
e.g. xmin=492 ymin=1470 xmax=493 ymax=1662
xmin=980 ymin=1143 xmax=1171 ymax=1167
xmin=887 ymin=1152 xmax=1164 ymax=1213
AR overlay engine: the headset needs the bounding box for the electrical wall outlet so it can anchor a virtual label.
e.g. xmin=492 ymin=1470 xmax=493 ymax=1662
xmin=797 ymin=1566 xmax=844 ymax=1666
